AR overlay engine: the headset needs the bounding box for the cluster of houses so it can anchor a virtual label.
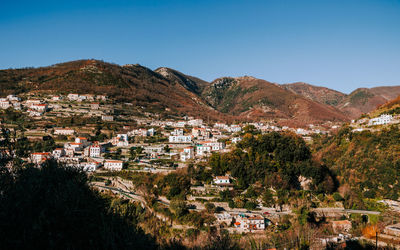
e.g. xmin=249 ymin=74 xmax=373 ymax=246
xmin=351 ymin=114 xmax=399 ymax=132
xmin=214 ymin=212 xmax=267 ymax=232
xmin=30 ymin=134 xmax=125 ymax=171
xmin=0 ymin=93 xmax=109 ymax=118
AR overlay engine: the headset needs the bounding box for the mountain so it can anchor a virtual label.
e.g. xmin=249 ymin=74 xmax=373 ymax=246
xmin=3 ymin=59 xmax=398 ymax=124
xmin=154 ymin=67 xmax=208 ymax=95
xmin=282 ymin=82 xmax=400 ymax=119
xmin=0 ymin=59 xmax=226 ymax=121
xmin=282 ymin=82 xmax=346 ymax=106
xmin=337 ymin=86 xmax=400 ymax=119
xmin=201 ymin=76 xmax=348 ymax=124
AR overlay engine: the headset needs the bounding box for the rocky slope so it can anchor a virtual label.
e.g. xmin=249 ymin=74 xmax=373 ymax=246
xmin=283 ymin=82 xmax=400 ymax=119
xmin=201 ymin=76 xmax=348 ymax=123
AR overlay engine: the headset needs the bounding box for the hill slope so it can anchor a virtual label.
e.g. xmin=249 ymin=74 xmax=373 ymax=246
xmin=0 ymin=60 xmax=226 ymax=121
xmin=282 ymin=82 xmax=346 ymax=106
xmin=282 ymin=82 xmax=400 ymax=119
xmin=337 ymin=86 xmax=400 ymax=119
xmin=201 ymin=76 xmax=348 ymax=124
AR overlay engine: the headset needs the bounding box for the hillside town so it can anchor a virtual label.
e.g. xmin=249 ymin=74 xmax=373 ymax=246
xmin=2 ymin=91 xmax=400 ymax=249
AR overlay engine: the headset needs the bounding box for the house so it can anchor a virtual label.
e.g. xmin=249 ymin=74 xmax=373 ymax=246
xmin=169 ymin=135 xmax=192 ymax=143
xmin=111 ymin=136 xmax=129 ymax=147
xmin=247 ymin=216 xmax=265 ymax=230
xmin=214 ymin=123 xmax=228 ymax=129
xmin=174 ymin=121 xmax=186 ymax=127
xmin=91 ymin=103 xmax=100 ymax=110
xmin=67 ymin=93 xmax=80 ymax=101
xmin=144 ymin=146 xmax=164 ymax=158
xmin=232 ymin=137 xmax=242 ymax=144
xmin=192 ymin=127 xmax=210 ymax=138
xmin=214 ymin=176 xmax=230 ymax=185
xmin=83 ymin=94 xmax=95 ymax=101
xmin=147 ymin=128 xmax=155 ymax=136
xmin=66 ymin=142 xmax=83 ymax=152
xmin=171 ymin=129 xmax=184 ymax=136
xmin=369 ymin=114 xmax=393 ymax=126
xmin=102 ymin=115 xmax=114 ymax=121
xmin=187 ymin=119 xmax=203 ymax=127
xmin=96 ymin=95 xmax=107 ymax=101
xmin=52 ymin=148 xmax=65 ymax=159
xmin=31 ymin=152 xmax=51 ymax=164
xmin=31 ymin=103 xmax=48 ymax=112
xmin=0 ymin=99 xmax=11 ymax=109
xmin=27 ymin=109 xmax=43 ymax=117
xmin=52 ymin=96 xmax=62 ymax=101
xmin=54 ymin=128 xmax=75 ymax=135
xmin=25 ymin=99 xmax=41 ymax=106
xmin=104 ymin=160 xmax=123 ymax=171
xmin=81 ymin=160 xmax=102 ymax=172
xmin=180 ymin=146 xmax=195 ymax=161
xmin=12 ymin=102 xmax=21 ymax=110
xmin=229 ymin=125 xmax=242 ymax=133
xmin=331 ymin=220 xmax=352 ymax=234
xmin=84 ymin=144 xmax=102 ymax=158
xmin=7 ymin=95 xmax=20 ymax=101
xmin=75 ymin=137 xmax=89 ymax=146
xmin=196 ymin=144 xmax=212 ymax=156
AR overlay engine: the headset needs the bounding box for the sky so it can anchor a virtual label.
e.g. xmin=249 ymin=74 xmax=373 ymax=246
xmin=1 ymin=0 xmax=400 ymax=93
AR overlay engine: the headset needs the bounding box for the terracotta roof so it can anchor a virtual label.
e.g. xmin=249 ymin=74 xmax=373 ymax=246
xmin=216 ymin=176 xmax=229 ymax=180
xmin=32 ymin=152 xmax=50 ymax=155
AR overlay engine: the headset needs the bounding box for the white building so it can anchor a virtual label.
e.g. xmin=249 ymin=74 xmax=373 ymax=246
xmin=85 ymin=144 xmax=102 ymax=157
xmin=102 ymin=115 xmax=114 ymax=121
xmin=187 ymin=119 xmax=203 ymax=127
xmin=198 ymin=141 xmax=225 ymax=151
xmin=31 ymin=152 xmax=51 ymax=164
xmin=7 ymin=95 xmax=20 ymax=101
xmin=369 ymin=114 xmax=393 ymax=126
xmin=247 ymin=216 xmax=265 ymax=230
xmin=196 ymin=144 xmax=212 ymax=156
xmin=104 ymin=160 xmax=123 ymax=171
xmin=54 ymin=128 xmax=75 ymax=135
xmin=229 ymin=125 xmax=242 ymax=133
xmin=31 ymin=103 xmax=48 ymax=112
xmin=232 ymin=137 xmax=242 ymax=144
xmin=81 ymin=161 xmax=102 ymax=172
xmin=213 ymin=176 xmax=230 ymax=185
xmin=52 ymin=96 xmax=62 ymax=101
xmin=67 ymin=93 xmax=80 ymax=101
xmin=171 ymin=129 xmax=184 ymax=136
xmin=52 ymin=148 xmax=65 ymax=159
xmin=180 ymin=146 xmax=195 ymax=161
xmin=0 ymin=99 xmax=11 ymax=109
xmin=169 ymin=135 xmax=192 ymax=143
xmin=234 ymin=215 xmax=265 ymax=231
xmin=75 ymin=137 xmax=89 ymax=146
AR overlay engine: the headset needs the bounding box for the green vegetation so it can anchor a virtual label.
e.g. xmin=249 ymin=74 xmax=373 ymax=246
xmin=313 ymin=126 xmax=400 ymax=201
xmin=209 ymin=132 xmax=337 ymax=193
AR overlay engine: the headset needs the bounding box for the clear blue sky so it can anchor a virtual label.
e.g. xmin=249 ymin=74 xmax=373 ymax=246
xmin=1 ymin=0 xmax=399 ymax=93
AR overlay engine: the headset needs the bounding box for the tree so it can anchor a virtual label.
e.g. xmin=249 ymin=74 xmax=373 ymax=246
xmin=170 ymin=200 xmax=188 ymax=218
xmin=0 ymin=160 xmax=158 ymax=249
xmin=262 ymin=189 xmax=275 ymax=207
xmin=205 ymin=202 xmax=216 ymax=213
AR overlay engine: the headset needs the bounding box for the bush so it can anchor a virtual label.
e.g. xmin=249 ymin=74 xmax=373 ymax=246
xmin=333 ymin=192 xmax=344 ymax=201
xmin=244 ymin=201 xmax=257 ymax=210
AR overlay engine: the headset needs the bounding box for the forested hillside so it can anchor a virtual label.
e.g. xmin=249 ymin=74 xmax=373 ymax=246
xmin=313 ymin=126 xmax=400 ymax=201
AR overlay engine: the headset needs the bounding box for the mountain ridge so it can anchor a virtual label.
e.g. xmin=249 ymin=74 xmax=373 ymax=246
xmin=1 ymin=59 xmax=400 ymax=123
